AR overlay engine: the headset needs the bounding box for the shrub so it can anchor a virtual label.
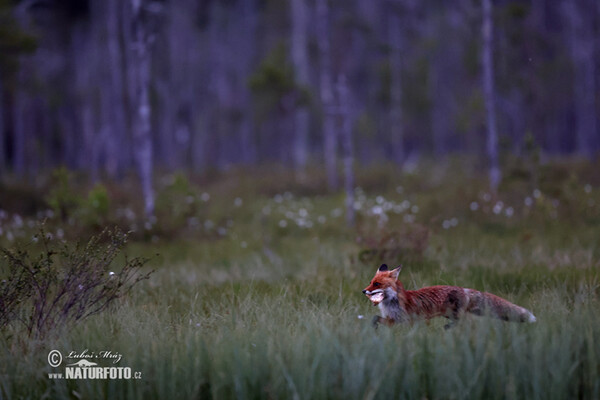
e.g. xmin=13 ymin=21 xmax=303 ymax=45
xmin=45 ymin=167 xmax=81 ymax=221
xmin=0 ymin=228 xmax=152 ymax=339
xmin=79 ymin=183 xmax=111 ymax=228
xmin=357 ymin=224 xmax=431 ymax=265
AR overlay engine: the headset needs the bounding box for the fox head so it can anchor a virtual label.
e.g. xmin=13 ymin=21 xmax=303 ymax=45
xmin=362 ymin=264 xmax=403 ymax=305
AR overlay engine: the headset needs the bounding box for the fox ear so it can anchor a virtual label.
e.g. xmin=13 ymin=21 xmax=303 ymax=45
xmin=378 ymin=264 xmax=389 ymax=272
xmin=390 ymin=265 xmax=403 ymax=279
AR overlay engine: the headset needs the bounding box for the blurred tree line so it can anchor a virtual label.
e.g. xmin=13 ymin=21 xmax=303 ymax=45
xmin=0 ymin=0 xmax=598 ymax=190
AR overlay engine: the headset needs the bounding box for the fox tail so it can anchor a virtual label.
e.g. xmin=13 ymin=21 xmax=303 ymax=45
xmin=470 ymin=291 xmax=536 ymax=323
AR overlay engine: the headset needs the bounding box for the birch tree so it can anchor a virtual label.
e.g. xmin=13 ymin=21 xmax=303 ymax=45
xmin=482 ymin=0 xmax=500 ymax=193
xmin=0 ymin=76 xmax=4 ymax=170
xmin=337 ymin=74 xmax=355 ymax=226
xmin=388 ymin=2 xmax=404 ymax=164
xmin=316 ymin=0 xmax=338 ymax=190
xmin=129 ymin=0 xmax=160 ymax=217
xmin=564 ymin=0 xmax=596 ymax=159
xmin=291 ymin=0 xmax=310 ymax=175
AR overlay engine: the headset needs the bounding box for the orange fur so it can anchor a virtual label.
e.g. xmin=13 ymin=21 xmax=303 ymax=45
xmin=363 ymin=264 xmax=536 ymax=328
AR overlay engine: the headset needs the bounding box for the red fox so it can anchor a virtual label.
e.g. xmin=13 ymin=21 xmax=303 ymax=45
xmin=363 ymin=264 xmax=536 ymax=328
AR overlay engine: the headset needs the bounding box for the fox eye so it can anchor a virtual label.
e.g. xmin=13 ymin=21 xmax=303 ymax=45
xmin=373 ymin=282 xmax=380 ymax=287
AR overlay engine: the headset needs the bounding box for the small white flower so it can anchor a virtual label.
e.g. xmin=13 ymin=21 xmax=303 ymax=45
xmin=234 ymin=197 xmax=243 ymax=207
xmin=403 ymin=214 xmax=415 ymax=223
xmin=278 ymin=220 xmax=287 ymax=228
xmin=505 ymin=207 xmax=514 ymax=217
xmin=357 ymin=315 xmax=364 ymax=319
xmin=200 ymin=192 xmax=210 ymax=202
xmin=584 ymin=184 xmax=592 ymax=194
xmin=317 ymin=215 xmax=327 ymax=224
xmin=13 ymin=215 xmax=23 ymax=228
xmin=470 ymin=201 xmax=479 ymax=211
xmin=241 ymin=241 xmax=247 ymax=248
xmin=109 ymin=271 xmax=115 ymax=277
xmin=493 ymin=201 xmax=504 ymax=215
xmin=524 ymin=197 xmax=533 ymax=207
xmin=411 ymin=205 xmax=419 ymax=214
xmin=533 ymin=189 xmax=541 ymax=199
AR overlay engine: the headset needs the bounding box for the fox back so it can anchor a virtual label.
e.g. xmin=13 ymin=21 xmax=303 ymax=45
xmin=363 ymin=264 xmax=536 ymax=327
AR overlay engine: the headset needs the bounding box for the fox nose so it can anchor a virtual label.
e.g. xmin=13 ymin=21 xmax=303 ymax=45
xmin=362 ymin=289 xmax=367 ymax=294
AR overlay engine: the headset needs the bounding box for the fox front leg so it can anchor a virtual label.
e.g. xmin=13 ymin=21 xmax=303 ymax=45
xmin=372 ymin=315 xmax=394 ymax=328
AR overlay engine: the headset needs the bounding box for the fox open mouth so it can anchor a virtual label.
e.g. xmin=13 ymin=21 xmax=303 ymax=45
xmin=366 ymin=290 xmax=384 ymax=305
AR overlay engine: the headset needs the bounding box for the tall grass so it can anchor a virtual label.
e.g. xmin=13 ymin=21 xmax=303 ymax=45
xmin=1 ymin=162 xmax=599 ymax=399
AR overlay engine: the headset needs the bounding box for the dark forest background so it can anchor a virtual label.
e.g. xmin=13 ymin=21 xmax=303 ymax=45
xmin=0 ymin=0 xmax=599 ymax=215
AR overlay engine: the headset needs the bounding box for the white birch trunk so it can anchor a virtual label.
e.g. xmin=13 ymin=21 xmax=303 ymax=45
xmin=0 ymin=77 xmax=4 ymax=170
xmin=130 ymin=0 xmax=155 ymax=217
xmin=337 ymin=74 xmax=355 ymax=226
xmin=565 ymin=1 xmax=596 ymax=159
xmin=12 ymin=69 xmax=28 ymax=175
xmin=388 ymin=11 xmax=404 ymax=164
xmin=291 ymin=0 xmax=310 ymax=175
xmin=316 ymin=0 xmax=338 ymax=190
xmin=482 ymin=0 xmax=501 ymax=192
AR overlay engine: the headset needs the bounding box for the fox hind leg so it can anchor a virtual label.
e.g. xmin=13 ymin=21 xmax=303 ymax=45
xmin=443 ymin=289 xmax=467 ymax=329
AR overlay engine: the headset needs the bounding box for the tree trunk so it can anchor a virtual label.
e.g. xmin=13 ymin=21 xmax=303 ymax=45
xmin=388 ymin=9 xmax=404 ymax=164
xmin=130 ymin=0 xmax=155 ymax=217
xmin=291 ymin=0 xmax=310 ymax=176
xmin=236 ymin=0 xmax=257 ymax=165
xmin=106 ymin=0 xmax=129 ymax=174
xmin=12 ymin=69 xmax=28 ymax=176
xmin=482 ymin=0 xmax=500 ymax=193
xmin=316 ymin=0 xmax=338 ymax=190
xmin=337 ymin=74 xmax=355 ymax=226
xmin=565 ymin=1 xmax=596 ymax=159
xmin=0 ymin=78 xmax=5 ymax=171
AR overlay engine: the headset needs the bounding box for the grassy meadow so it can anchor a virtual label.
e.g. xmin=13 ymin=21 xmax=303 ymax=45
xmin=1 ymin=159 xmax=599 ymax=399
